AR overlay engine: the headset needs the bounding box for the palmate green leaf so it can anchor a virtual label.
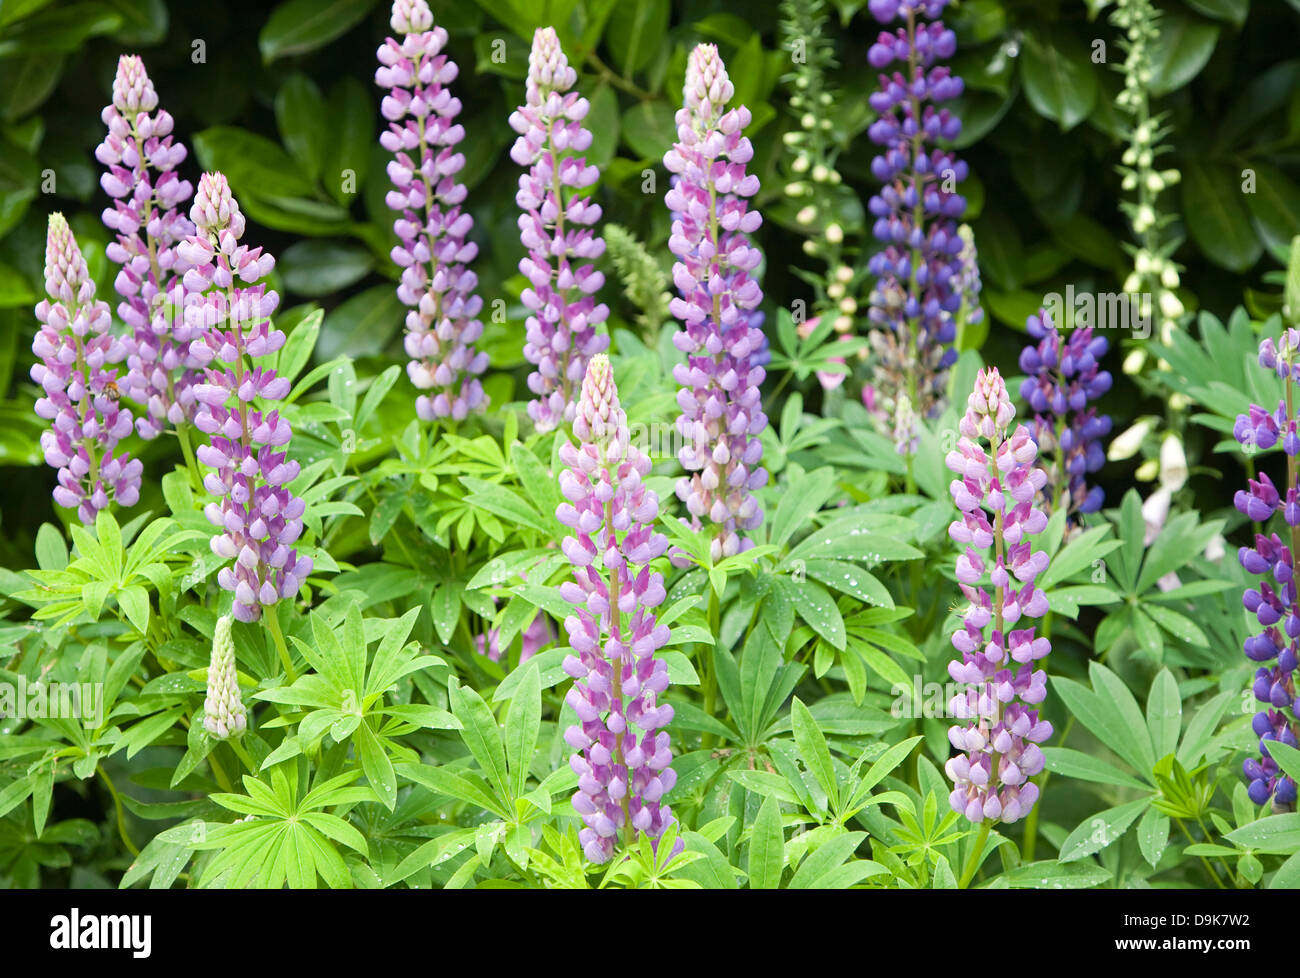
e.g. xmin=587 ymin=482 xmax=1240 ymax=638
xmin=1176 ymin=691 xmax=1233 ymax=769
xmin=768 ymin=468 xmax=838 ymax=549
xmin=787 ymin=832 xmax=885 ymax=888
xmin=1051 ymin=666 xmax=1154 ymax=780
xmin=727 ymin=769 xmax=803 ymax=806
xmin=747 ymin=793 xmax=784 ymax=890
xmin=1004 ymin=860 xmax=1112 ymax=889
xmin=430 ymin=582 xmax=460 ymax=645
xmin=846 ymin=736 xmax=923 ymax=815
xmin=1057 ymin=796 xmax=1152 ymax=863
xmin=34 ymin=523 xmax=66 ymax=571
xmin=802 ymin=559 xmax=893 ymax=608
xmin=1137 ymin=806 xmax=1171 ymax=869
xmin=1041 ymin=747 xmax=1148 ymax=790
xmin=791 ymin=697 xmax=838 ymax=807
xmin=397 ymin=762 xmax=507 ymax=819
xmin=1265 ymin=741 xmax=1300 ymax=786
xmin=784 ymin=578 xmax=845 ymax=651
xmin=461 ymin=477 xmax=553 ymax=536
xmin=1146 ymin=668 xmax=1183 ymax=760
xmin=503 ymin=662 xmax=540 ymax=800
xmin=1224 ymin=813 xmax=1300 ymax=854
xmin=448 ymin=681 xmax=511 ymax=803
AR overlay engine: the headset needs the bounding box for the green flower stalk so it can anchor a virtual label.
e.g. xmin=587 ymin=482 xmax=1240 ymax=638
xmin=1113 ymin=0 xmax=1183 ymax=374
xmin=203 ymin=615 xmax=247 ymax=740
xmin=780 ymin=0 xmax=862 ymax=343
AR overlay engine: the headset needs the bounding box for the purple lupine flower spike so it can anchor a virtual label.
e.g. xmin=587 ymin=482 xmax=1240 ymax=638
xmin=1018 ymin=308 xmax=1113 ymax=516
xmin=509 ymin=27 xmax=610 ymax=433
xmin=376 ymin=0 xmax=489 ymax=422
xmin=944 ymin=368 xmax=1054 ymax=824
xmin=865 ymin=0 xmax=967 ymax=427
xmin=557 ymin=354 xmax=678 ymax=864
xmin=1235 ymin=329 xmax=1300 ymax=809
xmin=97 ymin=54 xmax=201 ymax=439
xmin=32 ymin=214 xmax=143 ymax=523
xmin=664 ymin=44 xmax=767 ymax=562
xmin=179 ymin=173 xmax=312 ymax=624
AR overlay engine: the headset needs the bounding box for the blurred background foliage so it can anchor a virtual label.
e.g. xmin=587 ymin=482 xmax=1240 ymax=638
xmin=1 ymin=0 xmax=1299 ymax=557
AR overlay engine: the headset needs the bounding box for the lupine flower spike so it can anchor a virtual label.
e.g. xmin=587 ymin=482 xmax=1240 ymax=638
xmin=32 ymin=214 xmax=143 ymax=523
xmin=664 ymin=44 xmax=768 ymax=562
xmin=945 ymin=368 xmax=1054 ymax=823
xmin=376 ymin=0 xmax=489 ymax=422
xmin=179 ymin=172 xmax=312 ymax=624
xmin=557 ymin=354 xmax=678 ymax=864
xmin=509 ymin=27 xmax=610 ymax=433
xmin=864 ymin=0 xmax=968 ymax=429
xmin=97 ymin=54 xmax=202 ymax=439
xmin=1018 ymin=308 xmax=1112 ymax=517
xmin=204 ymin=614 xmax=248 ymax=740
xmin=1234 ymin=329 xmax=1300 ymax=809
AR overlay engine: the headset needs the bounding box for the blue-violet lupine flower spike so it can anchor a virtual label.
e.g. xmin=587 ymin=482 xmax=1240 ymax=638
xmin=1018 ymin=307 xmax=1113 ymax=517
xmin=178 ymin=172 xmax=312 ymax=625
xmin=377 ymin=0 xmax=489 ymax=422
xmin=944 ymin=367 xmax=1054 ymax=824
xmin=1235 ymin=329 xmax=1300 ymax=809
xmin=204 ymin=614 xmax=248 ymax=740
xmin=865 ymin=0 xmax=967 ymax=425
xmin=97 ymin=54 xmax=202 ymax=439
xmin=664 ymin=44 xmax=768 ymax=562
xmin=32 ymin=214 xmax=143 ymax=523
xmin=509 ymin=27 xmax=610 ymax=433
xmin=557 ymin=353 xmax=679 ymax=864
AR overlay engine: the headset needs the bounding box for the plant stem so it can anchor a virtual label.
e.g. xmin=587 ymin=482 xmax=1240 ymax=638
xmin=958 ymin=821 xmax=991 ymax=888
xmin=175 ymin=421 xmax=202 ymax=491
xmin=265 ymin=608 xmax=296 ymax=683
xmin=701 ymin=586 xmax=721 ymax=750
xmin=97 ymin=764 xmax=140 ymax=857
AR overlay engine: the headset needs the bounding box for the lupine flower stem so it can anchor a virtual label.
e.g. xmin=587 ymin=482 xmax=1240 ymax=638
xmin=264 ymin=607 xmax=297 ymax=682
xmin=958 ymin=820 xmax=990 ymax=888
